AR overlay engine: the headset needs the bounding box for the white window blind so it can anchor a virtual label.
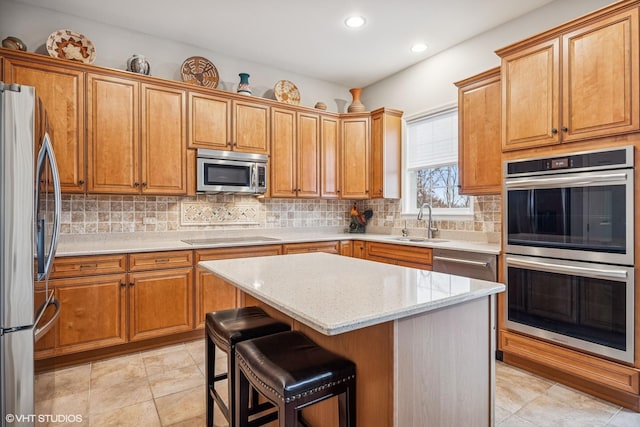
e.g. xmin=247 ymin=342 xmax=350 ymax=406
xmin=406 ymin=109 xmax=458 ymax=170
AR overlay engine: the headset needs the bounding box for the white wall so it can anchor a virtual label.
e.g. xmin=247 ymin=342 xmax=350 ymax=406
xmin=362 ymin=0 xmax=616 ymax=118
xmin=0 ymin=0 xmax=351 ymax=112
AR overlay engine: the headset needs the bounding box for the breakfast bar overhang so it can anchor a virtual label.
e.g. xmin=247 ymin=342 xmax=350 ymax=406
xmin=200 ymin=252 xmax=505 ymax=426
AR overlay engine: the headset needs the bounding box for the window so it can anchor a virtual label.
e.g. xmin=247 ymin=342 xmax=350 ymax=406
xmin=403 ymin=107 xmax=471 ymax=216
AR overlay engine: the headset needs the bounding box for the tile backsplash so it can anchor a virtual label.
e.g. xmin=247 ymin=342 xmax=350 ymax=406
xmin=59 ymin=194 xmax=501 ymax=242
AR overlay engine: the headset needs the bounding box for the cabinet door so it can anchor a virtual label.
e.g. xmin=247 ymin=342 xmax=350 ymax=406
xmin=457 ymin=69 xmax=502 ymax=195
xmin=129 ymin=267 xmax=194 ymax=341
xmin=87 ymin=73 xmax=140 ymax=193
xmin=141 ymin=83 xmax=187 ymax=194
xmin=339 ymin=241 xmax=353 ymax=257
xmin=297 ymin=112 xmax=320 ymax=198
xmin=341 ymin=116 xmax=370 ymax=199
xmin=562 ymin=8 xmax=639 ymax=142
xmin=370 ymin=109 xmax=402 ymax=199
xmin=54 ymin=274 xmax=127 ymax=353
xmin=320 ymin=116 xmax=341 ymax=198
xmin=352 ymin=240 xmax=366 ymax=259
xmin=232 ymin=100 xmax=269 ymax=154
xmin=188 ymin=91 xmax=231 ymax=149
xmin=194 ymin=245 xmax=281 ymax=329
xmin=3 ymin=57 xmax=85 ymax=192
xmin=270 ymin=107 xmax=297 ymax=197
xmin=501 ymin=38 xmax=560 ymax=151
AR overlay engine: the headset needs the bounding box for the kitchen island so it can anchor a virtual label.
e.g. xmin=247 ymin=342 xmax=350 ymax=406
xmin=200 ymin=252 xmax=505 ymax=426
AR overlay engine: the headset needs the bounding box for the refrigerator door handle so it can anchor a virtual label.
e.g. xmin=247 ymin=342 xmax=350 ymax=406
xmin=34 ymin=291 xmax=60 ymax=343
xmin=35 ymin=132 xmax=61 ymax=281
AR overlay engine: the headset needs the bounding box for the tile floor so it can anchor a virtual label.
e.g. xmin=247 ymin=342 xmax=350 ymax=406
xmin=34 ymin=339 xmax=640 ymax=426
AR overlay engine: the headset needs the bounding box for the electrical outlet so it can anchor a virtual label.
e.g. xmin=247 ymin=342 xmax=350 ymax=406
xmin=143 ymin=217 xmax=157 ymax=225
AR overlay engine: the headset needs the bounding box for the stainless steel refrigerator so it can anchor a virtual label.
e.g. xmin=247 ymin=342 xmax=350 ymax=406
xmin=0 ymin=82 xmax=61 ymax=426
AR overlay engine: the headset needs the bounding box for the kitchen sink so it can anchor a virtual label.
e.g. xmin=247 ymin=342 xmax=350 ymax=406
xmin=390 ymin=237 xmax=449 ymax=243
xmin=181 ymin=236 xmax=281 ymax=245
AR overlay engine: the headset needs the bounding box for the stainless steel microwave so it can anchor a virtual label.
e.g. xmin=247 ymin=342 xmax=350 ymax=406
xmin=196 ymin=149 xmax=268 ymax=194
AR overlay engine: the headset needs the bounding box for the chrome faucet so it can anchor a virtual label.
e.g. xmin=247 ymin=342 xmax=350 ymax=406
xmin=417 ymin=203 xmax=437 ymax=239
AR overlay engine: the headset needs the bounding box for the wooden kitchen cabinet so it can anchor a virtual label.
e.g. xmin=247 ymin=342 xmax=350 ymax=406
xmin=188 ymin=92 xmax=270 ymax=155
xmin=351 ymin=240 xmax=366 ymax=259
xmin=339 ymin=240 xmax=353 ymax=257
xmin=271 ymin=107 xmax=320 ymax=198
xmin=320 ymin=115 xmax=341 ymax=198
xmin=370 ymin=108 xmax=402 ymax=199
xmin=498 ymin=5 xmax=639 ymax=150
xmin=1 ymin=52 xmax=86 ymax=192
xmin=87 ymin=73 xmax=187 ymax=194
xmin=34 ymin=286 xmax=56 ymax=357
xmin=194 ymin=245 xmax=282 ymax=329
xmin=341 ymin=114 xmax=370 ymax=199
xmin=282 ymin=241 xmax=340 ymax=254
xmin=365 ymin=241 xmax=432 ymax=270
xmin=455 ymin=68 xmax=501 ymax=195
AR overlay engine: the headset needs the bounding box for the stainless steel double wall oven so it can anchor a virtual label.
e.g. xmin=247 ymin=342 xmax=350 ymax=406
xmin=503 ymin=146 xmax=635 ymax=363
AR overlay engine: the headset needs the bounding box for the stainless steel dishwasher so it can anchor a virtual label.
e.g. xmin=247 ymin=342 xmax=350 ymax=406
xmin=432 ymin=248 xmax=497 ymax=281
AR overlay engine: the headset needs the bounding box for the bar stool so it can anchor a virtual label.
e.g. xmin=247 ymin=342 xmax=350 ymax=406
xmin=235 ymin=331 xmax=357 ymax=427
xmin=206 ymin=307 xmax=291 ymax=427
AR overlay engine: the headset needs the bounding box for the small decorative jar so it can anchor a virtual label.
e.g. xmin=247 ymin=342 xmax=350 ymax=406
xmin=127 ymin=54 xmax=150 ymax=75
xmin=237 ymin=73 xmax=252 ymax=95
xmin=314 ymin=102 xmax=327 ymax=110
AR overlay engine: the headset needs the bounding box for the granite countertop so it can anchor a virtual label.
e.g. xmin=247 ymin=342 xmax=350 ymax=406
xmin=200 ymin=252 xmax=505 ymax=335
xmin=55 ymin=229 xmax=500 ymax=256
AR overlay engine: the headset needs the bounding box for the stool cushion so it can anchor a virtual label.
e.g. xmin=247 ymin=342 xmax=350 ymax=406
xmin=235 ymin=331 xmax=356 ymax=402
xmin=206 ymin=307 xmax=290 ymax=348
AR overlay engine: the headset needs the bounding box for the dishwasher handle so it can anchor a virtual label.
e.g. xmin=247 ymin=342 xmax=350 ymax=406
xmin=432 ymin=255 xmax=489 ymax=268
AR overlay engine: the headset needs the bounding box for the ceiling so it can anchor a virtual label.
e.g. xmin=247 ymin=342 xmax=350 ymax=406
xmin=15 ymin=0 xmax=556 ymax=87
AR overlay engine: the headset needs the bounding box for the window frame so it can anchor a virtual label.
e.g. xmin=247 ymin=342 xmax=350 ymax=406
xmin=401 ymin=104 xmax=473 ymax=219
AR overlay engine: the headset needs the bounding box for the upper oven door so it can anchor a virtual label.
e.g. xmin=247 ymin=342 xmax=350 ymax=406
xmin=504 ymin=168 xmax=634 ymax=265
xmin=197 ymin=158 xmax=255 ymax=193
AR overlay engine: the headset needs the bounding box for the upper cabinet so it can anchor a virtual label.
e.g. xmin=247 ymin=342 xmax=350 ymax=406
xmin=87 ymin=72 xmax=187 ymax=195
xmin=370 ymin=108 xmax=402 ymax=199
xmin=320 ymin=116 xmax=341 ymax=198
xmin=341 ymin=114 xmax=370 ymax=199
xmin=455 ymin=68 xmax=501 ymax=195
xmin=1 ymin=53 xmax=86 ymax=192
xmin=270 ymin=108 xmax=321 ymax=198
xmin=498 ymin=4 xmax=639 ymax=151
xmin=189 ymin=91 xmax=269 ymax=155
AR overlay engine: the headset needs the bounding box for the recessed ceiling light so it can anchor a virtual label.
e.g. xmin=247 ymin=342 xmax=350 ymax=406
xmin=411 ymin=43 xmax=428 ymax=53
xmin=345 ymin=15 xmax=366 ymax=29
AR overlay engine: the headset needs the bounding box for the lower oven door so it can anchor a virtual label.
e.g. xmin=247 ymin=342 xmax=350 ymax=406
xmin=504 ymin=255 xmax=634 ymax=363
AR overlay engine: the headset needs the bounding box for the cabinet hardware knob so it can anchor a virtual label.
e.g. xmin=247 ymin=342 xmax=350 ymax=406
xmin=233 ymin=142 xmax=238 ymax=147
xmin=129 ymin=282 xmax=135 ymax=287
xmin=155 ymin=258 xmax=169 ymax=263
xmin=120 ymin=281 xmax=126 ymax=287
xmin=78 ymin=180 xmax=85 ymax=185
xmin=226 ymin=142 xmax=232 ymax=146
xmin=561 ymin=126 xmax=568 ymax=132
xmin=134 ymin=182 xmax=140 ymax=187
xmin=142 ymin=182 xmax=147 ymax=187
xmin=551 ymin=128 xmax=558 ymax=134
xmin=79 ymin=264 xmax=97 ymax=269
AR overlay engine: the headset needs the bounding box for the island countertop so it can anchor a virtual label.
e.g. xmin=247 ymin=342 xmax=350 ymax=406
xmin=199 ymin=252 xmax=505 ymax=335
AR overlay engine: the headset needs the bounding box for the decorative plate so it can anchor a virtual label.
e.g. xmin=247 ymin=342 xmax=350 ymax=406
xmin=46 ymin=29 xmax=95 ymax=64
xmin=274 ymin=80 xmax=300 ymax=105
xmin=181 ymin=56 xmax=219 ymax=88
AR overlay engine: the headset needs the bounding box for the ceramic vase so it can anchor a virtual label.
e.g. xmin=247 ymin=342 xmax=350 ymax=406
xmin=237 ymin=73 xmax=252 ymax=95
xmin=347 ymin=88 xmax=365 ymax=113
xmin=127 ymin=54 xmax=150 ymax=75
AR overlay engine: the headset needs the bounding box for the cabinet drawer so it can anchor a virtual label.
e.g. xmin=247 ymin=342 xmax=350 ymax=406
xmin=365 ymin=242 xmax=432 ymax=265
xmin=195 ymin=244 xmax=282 ymax=262
xmin=129 ymin=250 xmax=193 ymax=271
xmin=282 ymin=241 xmax=340 ymax=254
xmin=48 ymin=254 xmax=127 ymax=279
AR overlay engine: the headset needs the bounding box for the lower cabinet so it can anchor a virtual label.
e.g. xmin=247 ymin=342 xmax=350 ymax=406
xmin=194 ymin=245 xmax=282 ymax=329
xmin=365 ymin=241 xmax=433 ymax=270
xmin=282 ymin=241 xmax=340 ymax=254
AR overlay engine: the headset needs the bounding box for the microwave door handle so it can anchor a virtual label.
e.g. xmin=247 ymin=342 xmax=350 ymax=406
xmin=35 ymin=132 xmax=62 ymax=281
xmin=505 ymin=172 xmax=629 ymax=189
xmin=251 ymin=164 xmax=257 ymax=190
xmin=506 ymin=256 xmax=629 ymax=281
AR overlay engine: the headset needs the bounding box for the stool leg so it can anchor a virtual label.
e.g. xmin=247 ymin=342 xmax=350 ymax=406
xmin=228 ymin=347 xmax=236 ymax=427
xmin=337 ymin=382 xmax=357 ymax=427
xmin=280 ymin=401 xmax=296 ymax=427
xmin=206 ymin=335 xmax=216 ymax=427
xmin=235 ymin=361 xmax=250 ymax=427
